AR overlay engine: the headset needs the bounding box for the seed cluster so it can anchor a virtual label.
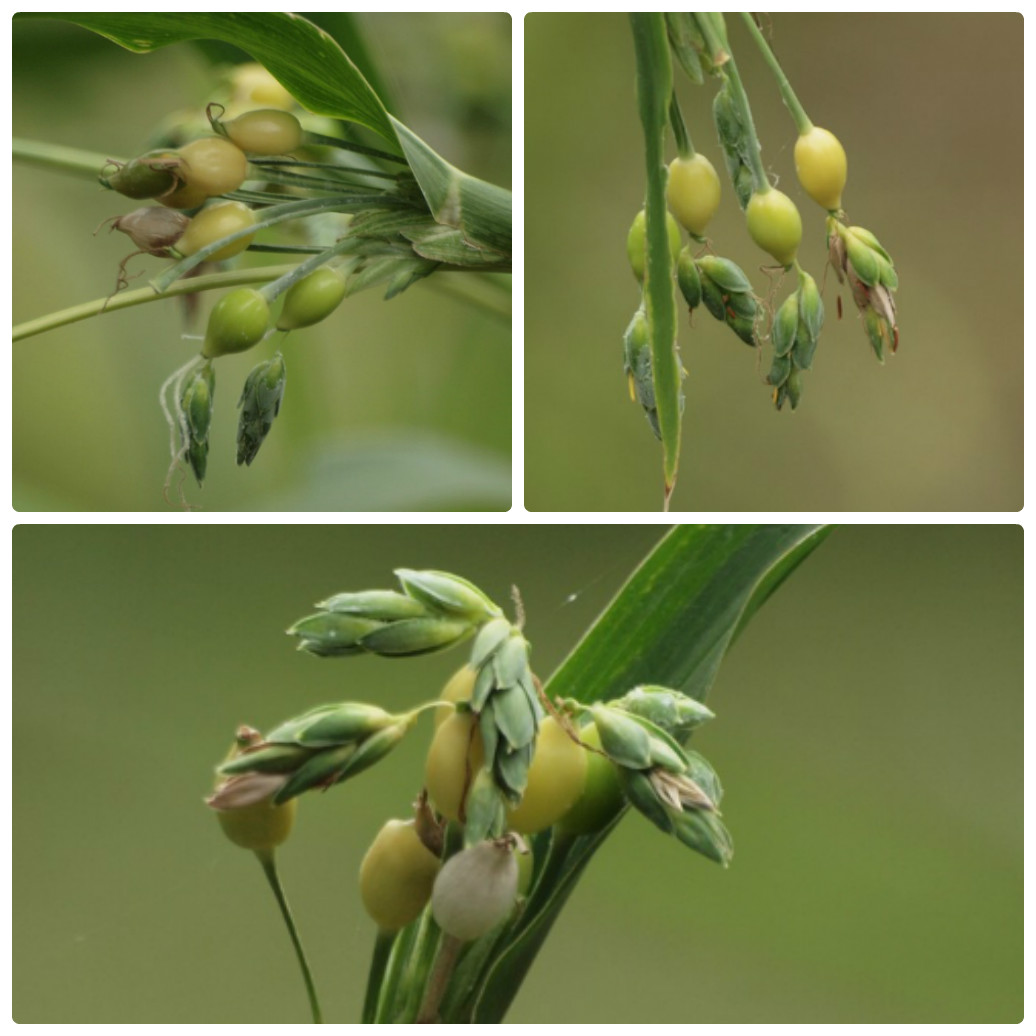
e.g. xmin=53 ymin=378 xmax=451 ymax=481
xmin=206 ymin=568 xmax=733 ymax=1021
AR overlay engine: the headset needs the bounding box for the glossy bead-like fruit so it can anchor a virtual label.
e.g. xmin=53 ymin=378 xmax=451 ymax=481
xmin=216 ymin=795 xmax=296 ymax=851
xmin=794 ymin=126 xmax=848 ymax=211
xmin=225 ymin=109 xmax=303 ymax=156
xmin=359 ymin=819 xmax=442 ymax=931
xmin=276 ymin=266 xmax=348 ymax=330
xmin=177 ymin=201 xmax=257 ymax=261
xmin=506 ymin=718 xmax=588 ymax=834
xmin=159 ymin=179 xmax=209 ymax=211
xmin=425 ymin=711 xmax=483 ymax=821
xmin=745 ymin=189 xmax=802 ymax=267
xmin=434 ymin=665 xmax=477 ymax=730
xmin=556 ymin=723 xmax=625 ymax=835
xmin=178 ymin=136 xmax=249 ymax=197
xmin=231 ymin=63 xmax=295 ymax=109
xmin=666 ymin=154 xmax=722 ymax=236
xmin=431 ymin=841 xmax=518 ymax=941
xmin=627 ymin=209 xmax=682 ymax=283
xmin=203 ymin=288 xmax=270 ymax=358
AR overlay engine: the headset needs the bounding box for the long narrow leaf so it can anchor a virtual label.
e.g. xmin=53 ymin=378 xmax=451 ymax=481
xmin=629 ymin=14 xmax=681 ymax=505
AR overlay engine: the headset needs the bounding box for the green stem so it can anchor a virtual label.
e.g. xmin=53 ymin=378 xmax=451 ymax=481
xmin=255 ymin=849 xmax=323 ymax=1024
xmin=739 ymin=14 xmax=812 ymax=135
xmin=668 ymin=93 xmax=694 ymax=159
xmin=701 ymin=16 xmax=770 ymax=196
xmin=13 ymin=137 xmax=117 ymax=179
xmin=374 ymin=916 xmax=419 ymax=1022
xmin=252 ymin=157 xmax=399 ymax=182
xmin=12 ymin=265 xmax=294 ymax=342
xmin=304 ymin=131 xmax=408 ymax=165
xmin=363 ymin=929 xmax=396 ymax=1024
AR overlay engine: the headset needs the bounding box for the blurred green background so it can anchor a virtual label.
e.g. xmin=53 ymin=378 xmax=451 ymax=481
xmin=12 ymin=14 xmax=511 ymax=511
xmin=525 ymin=14 xmax=1022 ymax=511
xmin=13 ymin=524 xmax=1021 ymax=1022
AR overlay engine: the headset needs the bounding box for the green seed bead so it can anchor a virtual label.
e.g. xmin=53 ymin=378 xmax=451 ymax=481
xmin=177 ymin=201 xmax=257 ymax=262
xmin=627 ymin=209 xmax=681 ymax=283
xmin=178 ymin=136 xmax=249 ymax=197
xmin=203 ymin=288 xmax=270 ymax=358
xmin=359 ymin=819 xmax=441 ymax=932
xmin=666 ymin=154 xmax=722 ymax=236
xmin=276 ymin=266 xmax=347 ymax=330
xmin=225 ymin=109 xmax=303 ymax=155
xmin=745 ymin=189 xmax=802 ymax=267
xmin=556 ymin=724 xmax=625 ymax=835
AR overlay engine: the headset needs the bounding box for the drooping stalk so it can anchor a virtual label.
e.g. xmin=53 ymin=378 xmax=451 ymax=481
xmin=362 ymin=929 xmax=396 ymax=1024
xmin=255 ymin=849 xmax=323 ymax=1024
xmin=739 ymin=13 xmax=812 ymax=134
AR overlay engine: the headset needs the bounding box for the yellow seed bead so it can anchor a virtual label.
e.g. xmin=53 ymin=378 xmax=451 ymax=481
xmin=794 ymin=126 xmax=848 ymax=211
xmin=359 ymin=819 xmax=441 ymax=931
xmin=425 ymin=711 xmax=484 ymax=821
xmin=506 ymin=717 xmax=588 ymax=834
xmin=666 ymin=154 xmax=722 ymax=236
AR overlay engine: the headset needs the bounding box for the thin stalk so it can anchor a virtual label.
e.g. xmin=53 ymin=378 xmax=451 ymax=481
xmin=700 ymin=15 xmax=770 ymax=195
xmin=668 ymin=93 xmax=694 ymax=159
xmin=362 ymin=929 xmax=396 ymax=1024
xmin=252 ymin=157 xmax=399 ymax=182
xmin=255 ymin=849 xmax=323 ymax=1024
xmin=13 ymin=137 xmax=118 ymax=178
xmin=416 ymin=935 xmax=463 ymax=1024
xmin=304 ymin=130 xmax=409 ymax=166
xmin=13 ymin=265 xmax=294 ymax=342
xmin=374 ymin=916 xmax=419 ymax=1023
xmin=739 ymin=13 xmax=812 ymax=134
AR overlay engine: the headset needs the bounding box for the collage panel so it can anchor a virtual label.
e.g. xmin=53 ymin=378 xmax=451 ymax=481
xmin=12 ymin=524 xmax=1022 ymax=1022
xmin=13 ymin=13 xmax=511 ymax=512
xmin=525 ymin=13 xmax=1022 ymax=512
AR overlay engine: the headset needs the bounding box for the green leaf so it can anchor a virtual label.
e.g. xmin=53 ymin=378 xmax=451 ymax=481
xmin=547 ymin=525 xmax=832 ymax=706
xmin=25 ymin=12 xmax=396 ymax=144
xmin=629 ymin=14 xmax=681 ymax=503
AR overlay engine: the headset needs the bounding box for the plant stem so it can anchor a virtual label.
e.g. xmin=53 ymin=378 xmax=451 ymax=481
xmin=702 ymin=16 xmax=770 ymax=196
xmin=12 ymin=265 xmax=294 ymax=342
xmin=13 ymin=137 xmax=117 ymax=178
xmin=363 ymin=929 xmax=396 ymax=1024
xmin=668 ymin=93 xmax=694 ymax=159
xmin=304 ymin=130 xmax=408 ymax=165
xmin=416 ymin=934 xmax=463 ymax=1023
xmin=739 ymin=14 xmax=812 ymax=135
xmin=255 ymin=849 xmax=323 ymax=1024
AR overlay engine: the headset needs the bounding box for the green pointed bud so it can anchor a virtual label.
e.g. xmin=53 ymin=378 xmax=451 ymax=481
xmin=203 ymin=288 xmax=270 ymax=358
xmin=288 ymin=611 xmax=386 ymax=657
xmin=727 ymin=314 xmax=757 ymax=347
xmin=845 ymin=225 xmax=890 ymax=260
xmin=493 ymin=741 xmax=534 ymax=803
xmin=766 ymin=353 xmax=792 ymax=388
xmin=219 ymin=743 xmax=311 ymax=775
xmin=875 ymin=254 xmax=899 ymax=291
xmin=724 ymin=290 xmax=758 ymax=321
xmin=395 ymin=569 xmax=501 ymax=623
xmin=785 ymin=367 xmax=804 ymax=410
xmin=844 ymin=230 xmax=880 ymax=287
xmin=771 ymin=293 xmax=799 ymax=358
xmin=682 ymin=749 xmax=725 ymax=808
xmin=665 ymin=13 xmax=706 ymax=84
xmin=588 ymin=704 xmax=656 ymax=770
xmin=863 ymin=309 xmax=887 ymax=363
xmin=236 ymin=351 xmax=286 ymax=466
xmin=616 ymin=686 xmax=715 ymax=740
xmin=492 ymin=633 xmax=532 ymax=689
xmin=676 ymin=248 xmax=702 ymax=309
xmin=672 ymin=808 xmax=734 ymax=866
xmin=317 ymin=590 xmax=430 ymax=621
xmin=797 ymin=272 xmax=824 ymax=342
xmin=792 ymin=320 xmax=818 ymax=371
xmin=179 ymin=361 xmax=215 ymax=486
xmin=696 ymin=255 xmax=752 ymax=295
xmin=699 ymin=273 xmax=727 ymax=322
xmin=492 ymin=683 xmax=538 ymax=750
xmin=464 ymin=768 xmax=508 ymax=844
xmin=618 ymin=766 xmax=674 ymax=832
xmin=333 ymin=717 xmax=414 ymax=783
xmin=275 ymin=743 xmax=358 ymax=803
xmin=287 ymin=703 xmax=397 ymax=747
xmin=470 ymin=616 xmax=514 ymax=670
xmin=276 ymin=266 xmax=348 ymax=330
xmin=623 ymin=307 xmax=649 ymax=392
xmin=359 ymin=616 xmax=474 ymax=657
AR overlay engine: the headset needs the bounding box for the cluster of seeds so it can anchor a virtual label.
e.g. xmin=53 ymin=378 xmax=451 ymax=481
xmin=624 ymin=12 xmax=900 ymax=437
xmin=206 ymin=568 xmax=731 ymax=1022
